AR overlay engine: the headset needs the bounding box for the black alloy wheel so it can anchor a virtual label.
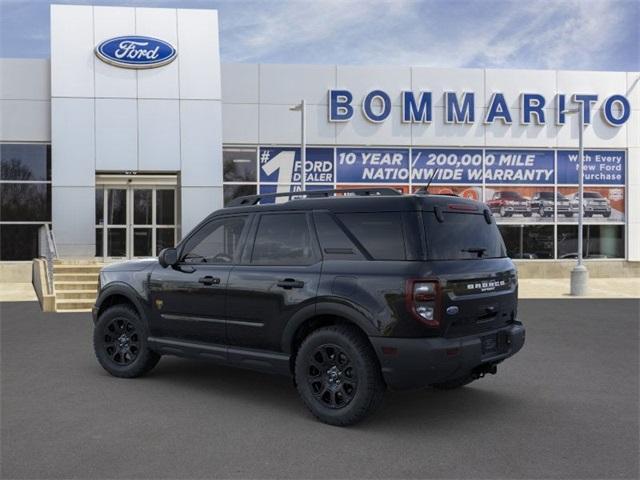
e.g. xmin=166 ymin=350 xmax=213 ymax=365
xmin=102 ymin=318 xmax=140 ymax=366
xmin=294 ymin=325 xmax=385 ymax=426
xmin=307 ymin=344 xmax=358 ymax=409
xmin=93 ymin=304 xmax=161 ymax=378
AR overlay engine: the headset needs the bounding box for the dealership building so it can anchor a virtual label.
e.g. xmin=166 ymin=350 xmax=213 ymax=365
xmin=1 ymin=4 xmax=639 ymax=279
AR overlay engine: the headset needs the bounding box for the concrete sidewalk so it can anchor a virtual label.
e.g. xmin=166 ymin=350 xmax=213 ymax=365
xmin=0 ymin=283 xmax=37 ymax=302
xmin=0 ymin=279 xmax=638 ymax=304
xmin=519 ymin=278 xmax=640 ymax=299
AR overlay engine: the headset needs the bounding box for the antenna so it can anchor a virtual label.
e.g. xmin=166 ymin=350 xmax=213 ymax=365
xmin=424 ymin=168 xmax=439 ymax=193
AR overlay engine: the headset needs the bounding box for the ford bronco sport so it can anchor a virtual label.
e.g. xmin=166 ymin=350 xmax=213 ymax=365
xmin=92 ymin=188 xmax=525 ymax=426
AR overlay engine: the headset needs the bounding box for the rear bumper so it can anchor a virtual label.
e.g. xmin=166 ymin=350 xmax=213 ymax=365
xmin=370 ymin=322 xmax=525 ymax=390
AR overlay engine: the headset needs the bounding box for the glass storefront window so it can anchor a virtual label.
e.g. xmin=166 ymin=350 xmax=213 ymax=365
xmin=0 ymin=183 xmax=51 ymax=221
xmin=0 ymin=144 xmax=51 ymax=260
xmin=107 ymin=228 xmax=126 ymax=257
xmin=133 ymin=189 xmax=152 ymax=225
xmin=133 ymin=228 xmax=153 ymax=257
xmin=557 ymin=225 xmax=624 ymax=259
xmin=156 ymin=228 xmax=175 ymax=255
xmin=223 ymin=148 xmax=257 ymax=182
xmin=156 ymin=190 xmax=175 ymax=225
xmin=0 ymin=144 xmax=51 ymax=181
xmin=223 ymin=184 xmax=256 ymax=206
xmin=0 ymin=224 xmax=41 ymax=260
xmin=95 ymin=188 xmax=104 ymax=226
xmin=498 ymin=225 xmax=554 ymax=259
xmin=95 ymin=228 xmax=103 ymax=257
xmin=107 ymin=189 xmax=126 ymax=225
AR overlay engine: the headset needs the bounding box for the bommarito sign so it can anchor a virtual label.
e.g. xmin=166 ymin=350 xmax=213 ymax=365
xmin=328 ymin=89 xmax=631 ymax=127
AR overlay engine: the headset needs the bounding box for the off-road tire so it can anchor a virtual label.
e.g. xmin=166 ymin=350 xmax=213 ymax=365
xmin=431 ymin=375 xmax=475 ymax=390
xmin=94 ymin=304 xmax=161 ymax=378
xmin=295 ymin=325 xmax=385 ymax=426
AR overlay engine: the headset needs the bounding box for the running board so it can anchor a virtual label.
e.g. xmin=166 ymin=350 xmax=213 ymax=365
xmin=148 ymin=337 xmax=291 ymax=376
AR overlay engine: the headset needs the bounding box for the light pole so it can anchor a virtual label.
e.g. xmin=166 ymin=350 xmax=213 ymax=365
xmin=289 ymin=100 xmax=306 ymax=191
xmin=564 ymin=104 xmax=588 ymax=295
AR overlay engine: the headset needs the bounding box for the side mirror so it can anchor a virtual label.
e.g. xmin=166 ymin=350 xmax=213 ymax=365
xmin=158 ymin=247 xmax=178 ymax=268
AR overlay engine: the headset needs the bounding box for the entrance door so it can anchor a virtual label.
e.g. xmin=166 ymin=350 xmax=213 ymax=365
xmin=96 ymin=182 xmax=177 ymax=259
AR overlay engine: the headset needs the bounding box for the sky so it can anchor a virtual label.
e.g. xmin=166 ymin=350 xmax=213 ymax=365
xmin=0 ymin=0 xmax=638 ymax=71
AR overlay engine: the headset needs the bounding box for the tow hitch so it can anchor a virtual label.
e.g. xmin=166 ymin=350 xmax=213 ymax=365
xmin=472 ymin=363 xmax=498 ymax=379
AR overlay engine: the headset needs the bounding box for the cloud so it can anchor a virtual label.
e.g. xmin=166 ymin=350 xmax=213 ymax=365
xmin=0 ymin=0 xmax=637 ymax=70
xmin=217 ymin=0 xmax=638 ymax=70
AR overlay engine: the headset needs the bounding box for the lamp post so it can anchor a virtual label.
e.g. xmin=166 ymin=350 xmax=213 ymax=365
xmin=564 ymin=104 xmax=588 ymax=295
xmin=289 ymin=100 xmax=306 ymax=191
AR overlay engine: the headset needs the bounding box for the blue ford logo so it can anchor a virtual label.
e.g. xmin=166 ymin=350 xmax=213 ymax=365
xmin=95 ymin=36 xmax=177 ymax=69
xmin=446 ymin=306 xmax=459 ymax=315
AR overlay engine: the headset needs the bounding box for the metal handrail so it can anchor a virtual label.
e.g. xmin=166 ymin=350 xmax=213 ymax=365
xmin=227 ymin=187 xmax=402 ymax=207
xmin=38 ymin=224 xmax=58 ymax=293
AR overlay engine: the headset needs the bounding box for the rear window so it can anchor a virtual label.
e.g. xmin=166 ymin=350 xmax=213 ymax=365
xmin=337 ymin=212 xmax=406 ymax=260
xmin=424 ymin=212 xmax=506 ymax=260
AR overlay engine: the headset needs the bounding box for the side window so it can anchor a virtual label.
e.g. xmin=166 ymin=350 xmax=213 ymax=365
xmin=182 ymin=216 xmax=247 ymax=264
xmin=313 ymin=212 xmax=364 ymax=260
xmin=336 ymin=212 xmax=406 ymax=260
xmin=251 ymin=213 xmax=314 ymax=265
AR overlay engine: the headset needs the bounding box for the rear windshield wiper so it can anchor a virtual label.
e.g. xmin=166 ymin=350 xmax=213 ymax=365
xmin=461 ymin=247 xmax=487 ymax=257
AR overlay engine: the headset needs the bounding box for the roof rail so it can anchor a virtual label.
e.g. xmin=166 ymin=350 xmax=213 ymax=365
xmin=226 ymin=187 xmax=402 ymax=207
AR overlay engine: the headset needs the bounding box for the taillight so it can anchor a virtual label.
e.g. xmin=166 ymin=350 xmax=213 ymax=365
xmin=406 ymin=280 xmax=440 ymax=327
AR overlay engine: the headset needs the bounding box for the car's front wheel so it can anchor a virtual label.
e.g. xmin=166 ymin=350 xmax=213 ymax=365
xmin=93 ymin=304 xmax=160 ymax=378
xmin=294 ymin=325 xmax=385 ymax=426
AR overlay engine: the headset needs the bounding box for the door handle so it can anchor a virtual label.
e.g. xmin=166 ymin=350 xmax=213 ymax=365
xmin=277 ymin=278 xmax=305 ymax=289
xmin=198 ymin=276 xmax=221 ymax=286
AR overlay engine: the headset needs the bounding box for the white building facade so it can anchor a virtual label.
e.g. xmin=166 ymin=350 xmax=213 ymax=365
xmin=0 ymin=4 xmax=638 ymax=269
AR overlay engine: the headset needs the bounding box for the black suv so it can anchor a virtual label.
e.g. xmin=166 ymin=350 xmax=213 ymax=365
xmin=92 ymin=188 xmax=525 ymax=426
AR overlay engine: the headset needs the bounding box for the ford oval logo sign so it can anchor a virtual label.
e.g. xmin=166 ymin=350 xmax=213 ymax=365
xmin=95 ymin=36 xmax=177 ymax=69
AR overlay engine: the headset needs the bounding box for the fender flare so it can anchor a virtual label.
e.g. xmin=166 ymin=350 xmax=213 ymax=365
xmin=95 ymin=282 xmax=148 ymax=320
xmin=280 ymin=300 xmax=377 ymax=354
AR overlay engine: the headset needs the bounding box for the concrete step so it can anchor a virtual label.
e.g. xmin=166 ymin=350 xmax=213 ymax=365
xmin=55 ymin=281 xmax=98 ymax=291
xmin=56 ymin=308 xmax=92 ymax=313
xmin=56 ymin=290 xmax=98 ymax=300
xmin=55 ymin=299 xmax=95 ymax=311
xmin=53 ymin=273 xmax=100 ymax=282
xmin=54 ymin=264 xmax=103 ymax=274
xmin=53 ymin=259 xmax=104 ymax=265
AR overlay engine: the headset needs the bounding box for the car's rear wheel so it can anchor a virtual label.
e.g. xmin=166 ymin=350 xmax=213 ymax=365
xmin=93 ymin=304 xmax=160 ymax=378
xmin=294 ymin=325 xmax=385 ymax=426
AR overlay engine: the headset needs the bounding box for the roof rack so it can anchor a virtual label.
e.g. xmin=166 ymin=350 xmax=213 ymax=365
xmin=226 ymin=187 xmax=402 ymax=207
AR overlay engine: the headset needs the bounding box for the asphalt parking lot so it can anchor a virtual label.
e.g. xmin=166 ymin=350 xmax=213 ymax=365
xmin=1 ymin=300 xmax=638 ymax=479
